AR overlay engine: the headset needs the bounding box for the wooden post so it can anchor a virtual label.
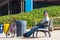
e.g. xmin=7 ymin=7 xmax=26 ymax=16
xmin=21 ymin=0 xmax=24 ymax=13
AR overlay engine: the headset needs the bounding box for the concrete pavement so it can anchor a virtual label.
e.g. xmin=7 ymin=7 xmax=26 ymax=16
xmin=0 ymin=30 xmax=60 ymax=40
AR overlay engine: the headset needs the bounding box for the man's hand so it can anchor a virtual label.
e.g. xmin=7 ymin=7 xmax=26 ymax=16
xmin=42 ymin=21 xmax=48 ymax=25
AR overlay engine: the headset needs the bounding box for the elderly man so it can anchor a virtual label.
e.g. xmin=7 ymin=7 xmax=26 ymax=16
xmin=23 ymin=11 xmax=50 ymax=37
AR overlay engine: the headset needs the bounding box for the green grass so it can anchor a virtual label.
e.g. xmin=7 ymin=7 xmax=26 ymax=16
xmin=0 ymin=6 xmax=60 ymax=28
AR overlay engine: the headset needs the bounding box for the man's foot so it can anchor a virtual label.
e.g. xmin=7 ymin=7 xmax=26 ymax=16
xmin=23 ymin=33 xmax=29 ymax=37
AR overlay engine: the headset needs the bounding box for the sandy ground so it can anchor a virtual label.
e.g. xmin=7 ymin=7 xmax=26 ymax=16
xmin=0 ymin=30 xmax=60 ymax=40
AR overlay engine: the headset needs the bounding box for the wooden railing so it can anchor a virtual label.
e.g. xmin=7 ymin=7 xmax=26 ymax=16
xmin=34 ymin=17 xmax=60 ymax=27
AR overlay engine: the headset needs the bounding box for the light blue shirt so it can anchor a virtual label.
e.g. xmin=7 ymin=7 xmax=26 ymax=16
xmin=41 ymin=16 xmax=49 ymax=25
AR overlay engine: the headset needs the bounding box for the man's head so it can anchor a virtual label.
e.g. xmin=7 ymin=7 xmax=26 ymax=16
xmin=43 ymin=11 xmax=48 ymax=16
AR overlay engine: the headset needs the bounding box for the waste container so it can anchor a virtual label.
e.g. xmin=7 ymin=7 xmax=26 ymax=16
xmin=20 ymin=21 xmax=27 ymax=35
xmin=3 ymin=24 xmax=10 ymax=34
xmin=15 ymin=20 xmax=27 ymax=37
xmin=0 ymin=24 xmax=3 ymax=33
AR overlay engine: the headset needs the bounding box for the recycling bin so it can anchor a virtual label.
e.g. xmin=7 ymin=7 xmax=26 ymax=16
xmin=15 ymin=20 xmax=27 ymax=37
xmin=3 ymin=24 xmax=10 ymax=34
xmin=0 ymin=24 xmax=3 ymax=33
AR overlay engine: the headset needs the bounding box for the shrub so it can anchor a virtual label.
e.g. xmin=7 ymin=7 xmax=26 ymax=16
xmin=0 ymin=6 xmax=60 ymax=28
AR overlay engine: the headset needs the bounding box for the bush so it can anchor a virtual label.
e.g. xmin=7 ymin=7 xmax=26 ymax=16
xmin=0 ymin=6 xmax=60 ymax=28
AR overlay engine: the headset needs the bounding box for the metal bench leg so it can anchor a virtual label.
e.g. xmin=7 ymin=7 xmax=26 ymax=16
xmin=36 ymin=31 xmax=38 ymax=37
xmin=32 ymin=32 xmax=34 ymax=37
xmin=47 ymin=31 xmax=51 ymax=37
xmin=44 ymin=32 xmax=47 ymax=36
xmin=41 ymin=31 xmax=47 ymax=37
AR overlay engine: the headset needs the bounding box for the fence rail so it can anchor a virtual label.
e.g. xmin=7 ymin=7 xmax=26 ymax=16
xmin=34 ymin=17 xmax=60 ymax=27
xmin=52 ymin=17 xmax=60 ymax=27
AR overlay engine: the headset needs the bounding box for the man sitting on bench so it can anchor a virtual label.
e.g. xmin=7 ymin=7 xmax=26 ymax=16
xmin=23 ymin=11 xmax=49 ymax=37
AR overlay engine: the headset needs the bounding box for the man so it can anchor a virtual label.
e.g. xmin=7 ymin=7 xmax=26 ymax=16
xmin=23 ymin=11 xmax=50 ymax=37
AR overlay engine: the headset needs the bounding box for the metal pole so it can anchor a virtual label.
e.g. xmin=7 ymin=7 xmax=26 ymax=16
xmin=8 ymin=0 xmax=10 ymax=15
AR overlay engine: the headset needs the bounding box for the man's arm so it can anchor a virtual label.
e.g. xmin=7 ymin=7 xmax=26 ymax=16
xmin=42 ymin=21 xmax=48 ymax=25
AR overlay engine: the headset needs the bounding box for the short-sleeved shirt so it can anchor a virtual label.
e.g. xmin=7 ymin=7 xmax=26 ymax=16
xmin=41 ymin=16 xmax=49 ymax=25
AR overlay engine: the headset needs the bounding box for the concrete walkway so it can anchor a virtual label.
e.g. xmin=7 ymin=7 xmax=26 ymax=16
xmin=0 ymin=30 xmax=60 ymax=40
